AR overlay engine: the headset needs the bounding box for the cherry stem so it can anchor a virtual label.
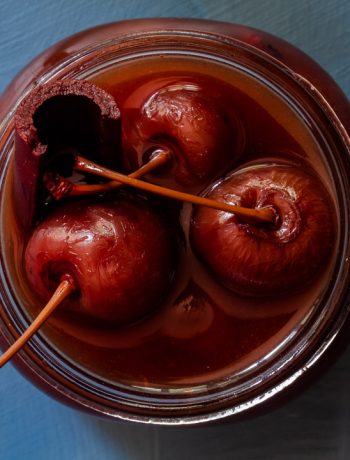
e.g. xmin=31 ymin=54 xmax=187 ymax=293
xmin=74 ymin=155 xmax=277 ymax=225
xmin=0 ymin=276 xmax=76 ymax=368
xmin=65 ymin=148 xmax=171 ymax=197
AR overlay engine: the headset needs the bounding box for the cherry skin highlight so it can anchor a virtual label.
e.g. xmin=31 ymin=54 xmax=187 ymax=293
xmin=190 ymin=162 xmax=336 ymax=297
xmin=24 ymin=194 xmax=176 ymax=324
xmin=122 ymin=80 xmax=244 ymax=190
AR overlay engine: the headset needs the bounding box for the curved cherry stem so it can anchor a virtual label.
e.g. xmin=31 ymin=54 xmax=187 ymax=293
xmin=74 ymin=155 xmax=277 ymax=225
xmin=0 ymin=276 xmax=76 ymax=368
xmin=46 ymin=148 xmax=171 ymax=199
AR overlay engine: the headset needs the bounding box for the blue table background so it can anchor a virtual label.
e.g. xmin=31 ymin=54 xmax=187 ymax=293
xmin=0 ymin=1 xmax=349 ymax=459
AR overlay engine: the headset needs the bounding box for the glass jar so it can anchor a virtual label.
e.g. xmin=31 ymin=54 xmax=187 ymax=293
xmin=0 ymin=19 xmax=349 ymax=425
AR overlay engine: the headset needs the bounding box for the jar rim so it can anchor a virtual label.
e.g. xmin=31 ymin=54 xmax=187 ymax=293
xmin=1 ymin=28 xmax=350 ymax=425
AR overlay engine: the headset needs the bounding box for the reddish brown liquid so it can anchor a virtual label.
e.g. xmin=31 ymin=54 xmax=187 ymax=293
xmin=3 ymin=54 xmax=337 ymax=389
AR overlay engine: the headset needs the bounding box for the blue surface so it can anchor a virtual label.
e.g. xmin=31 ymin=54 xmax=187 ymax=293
xmin=0 ymin=1 xmax=349 ymax=459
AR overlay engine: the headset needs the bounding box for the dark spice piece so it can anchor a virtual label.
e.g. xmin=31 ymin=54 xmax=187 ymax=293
xmin=14 ymin=80 xmax=121 ymax=230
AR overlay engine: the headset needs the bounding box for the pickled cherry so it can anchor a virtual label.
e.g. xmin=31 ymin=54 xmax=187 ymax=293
xmin=25 ymin=194 xmax=176 ymax=324
xmin=122 ymin=80 xmax=245 ymax=190
xmin=190 ymin=162 xmax=336 ymax=297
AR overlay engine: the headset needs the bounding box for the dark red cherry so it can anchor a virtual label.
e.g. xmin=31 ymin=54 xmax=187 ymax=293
xmin=161 ymin=281 xmax=214 ymax=340
xmin=122 ymin=80 xmax=245 ymax=190
xmin=24 ymin=194 xmax=176 ymax=324
xmin=190 ymin=162 xmax=336 ymax=297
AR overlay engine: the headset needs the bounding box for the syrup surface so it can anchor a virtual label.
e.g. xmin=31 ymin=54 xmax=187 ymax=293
xmin=2 ymin=53 xmax=338 ymax=389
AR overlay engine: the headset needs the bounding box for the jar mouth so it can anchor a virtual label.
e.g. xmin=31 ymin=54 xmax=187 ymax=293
xmin=0 ymin=29 xmax=350 ymax=425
